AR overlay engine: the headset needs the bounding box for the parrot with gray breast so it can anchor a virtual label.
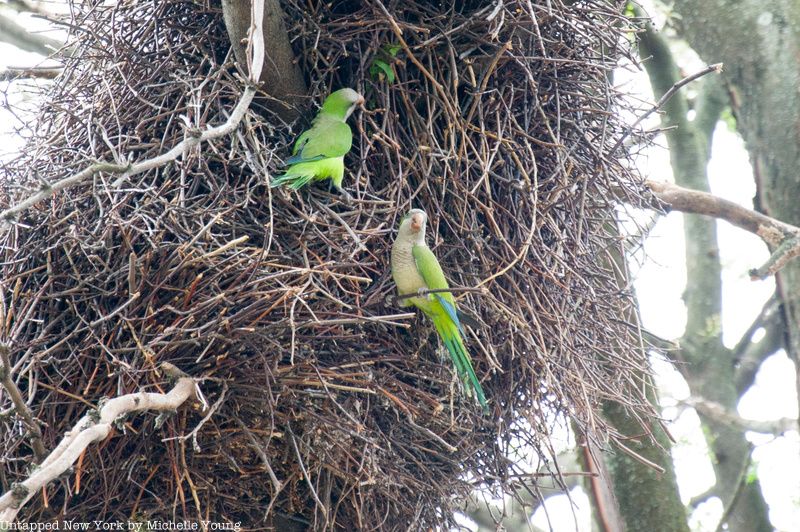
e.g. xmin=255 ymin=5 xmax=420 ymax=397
xmin=390 ymin=208 xmax=488 ymax=411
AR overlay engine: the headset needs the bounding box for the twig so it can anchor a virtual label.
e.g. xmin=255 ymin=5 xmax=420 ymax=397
xmin=316 ymin=203 xmax=367 ymax=254
xmin=235 ymin=418 xmax=282 ymax=493
xmin=298 ymin=313 xmax=416 ymax=329
xmin=646 ymin=180 xmax=800 ymax=278
xmin=389 ymin=286 xmax=487 ymax=304
xmin=168 ymin=381 xmax=227 ymax=452
xmin=0 ymin=363 xmax=196 ymax=522
xmin=287 ymin=424 xmax=328 ymax=524
xmin=0 ymin=344 xmax=46 ymax=461
xmin=0 ymin=67 xmax=61 ymax=81
xmin=613 ymin=63 xmax=723 ymax=153
xmin=0 ymin=0 xmax=267 ymax=222
xmin=614 ymin=440 xmax=665 ymax=474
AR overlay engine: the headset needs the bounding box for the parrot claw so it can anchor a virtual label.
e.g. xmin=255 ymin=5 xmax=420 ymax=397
xmin=336 ymin=186 xmax=353 ymax=204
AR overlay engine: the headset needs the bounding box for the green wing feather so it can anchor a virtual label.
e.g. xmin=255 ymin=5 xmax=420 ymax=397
xmin=287 ymin=116 xmax=352 ymax=164
xmin=412 ymin=245 xmax=488 ymax=410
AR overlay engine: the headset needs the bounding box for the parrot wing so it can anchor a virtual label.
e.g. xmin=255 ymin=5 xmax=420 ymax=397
xmin=412 ymin=244 xmax=487 ymax=411
xmin=412 ymin=244 xmax=463 ymax=332
xmin=287 ymin=117 xmax=352 ymax=165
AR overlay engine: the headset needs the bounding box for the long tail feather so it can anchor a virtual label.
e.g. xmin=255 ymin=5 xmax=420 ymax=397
xmin=434 ymin=320 xmax=488 ymax=411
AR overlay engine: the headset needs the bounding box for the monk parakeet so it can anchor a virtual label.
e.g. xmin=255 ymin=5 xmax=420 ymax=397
xmin=391 ymin=208 xmax=488 ymax=410
xmin=270 ymin=88 xmax=364 ymax=199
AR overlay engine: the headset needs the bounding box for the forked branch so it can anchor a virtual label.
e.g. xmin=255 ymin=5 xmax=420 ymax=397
xmin=646 ymin=180 xmax=800 ymax=279
xmin=0 ymin=363 xmax=197 ymax=523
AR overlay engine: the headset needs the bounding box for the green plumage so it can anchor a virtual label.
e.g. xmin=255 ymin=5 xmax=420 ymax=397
xmin=391 ymin=209 xmax=488 ymax=411
xmin=271 ymin=88 xmax=363 ymax=195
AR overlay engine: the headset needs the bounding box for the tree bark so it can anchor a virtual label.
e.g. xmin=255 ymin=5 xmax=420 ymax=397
xmin=602 ymin=400 xmax=690 ymax=532
xmin=222 ymin=0 xmax=306 ymax=121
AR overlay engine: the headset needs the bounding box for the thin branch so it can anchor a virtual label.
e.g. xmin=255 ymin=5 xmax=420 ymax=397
xmin=646 ymin=180 xmax=800 ymax=278
xmin=1 ymin=2 xmax=266 ymax=222
xmin=389 ymin=286 xmax=488 ymax=305
xmin=613 ymin=63 xmax=723 ymax=153
xmin=0 ymin=363 xmax=196 ymax=522
xmin=688 ymin=485 xmax=718 ymax=509
xmin=0 ymin=344 xmax=46 ymax=461
xmin=0 ymin=66 xmax=61 ymax=81
xmin=733 ymin=296 xmax=784 ymax=395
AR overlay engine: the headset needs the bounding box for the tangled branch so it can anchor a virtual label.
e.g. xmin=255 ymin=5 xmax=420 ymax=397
xmin=0 ymin=363 xmax=197 ymax=523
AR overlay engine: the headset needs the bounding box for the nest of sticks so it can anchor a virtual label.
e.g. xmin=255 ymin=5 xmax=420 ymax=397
xmin=0 ymin=0 xmax=657 ymax=528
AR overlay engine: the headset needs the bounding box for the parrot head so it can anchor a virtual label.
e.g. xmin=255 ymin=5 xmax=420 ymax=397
xmin=398 ymin=208 xmax=428 ymax=243
xmin=322 ymin=88 xmax=365 ymax=120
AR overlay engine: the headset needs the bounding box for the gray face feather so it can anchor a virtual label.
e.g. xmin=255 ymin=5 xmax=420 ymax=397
xmin=397 ymin=209 xmax=428 ymax=245
xmin=339 ymin=88 xmax=365 ymax=119
xmin=391 ymin=209 xmax=430 ymax=301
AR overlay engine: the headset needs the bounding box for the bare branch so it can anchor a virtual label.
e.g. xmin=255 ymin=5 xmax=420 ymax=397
xmin=0 ymin=344 xmax=46 ymax=461
xmin=394 ymin=286 xmax=487 ymax=302
xmin=0 ymin=66 xmax=60 ymax=81
xmin=689 ymin=486 xmax=718 ymax=509
xmin=646 ymin=180 xmax=800 ymax=278
xmin=684 ymin=397 xmax=796 ymax=436
xmin=0 ymin=11 xmax=62 ymax=56
xmin=0 ymin=363 xmax=197 ymax=522
xmin=733 ymin=296 xmax=784 ymax=394
xmin=613 ymin=63 xmax=723 ymax=153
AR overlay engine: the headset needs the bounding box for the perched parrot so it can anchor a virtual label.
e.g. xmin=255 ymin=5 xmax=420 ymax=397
xmin=270 ymin=88 xmax=364 ymax=199
xmin=391 ymin=208 xmax=488 ymax=411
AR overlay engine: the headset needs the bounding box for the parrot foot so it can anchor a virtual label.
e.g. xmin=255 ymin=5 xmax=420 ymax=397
xmin=336 ymin=186 xmax=353 ymax=204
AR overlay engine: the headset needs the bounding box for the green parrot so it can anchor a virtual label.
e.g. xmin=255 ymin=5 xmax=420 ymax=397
xmin=390 ymin=208 xmax=488 ymax=411
xmin=270 ymin=88 xmax=364 ymax=199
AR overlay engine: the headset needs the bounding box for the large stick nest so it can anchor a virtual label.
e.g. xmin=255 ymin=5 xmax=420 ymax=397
xmin=1 ymin=0 xmax=655 ymax=528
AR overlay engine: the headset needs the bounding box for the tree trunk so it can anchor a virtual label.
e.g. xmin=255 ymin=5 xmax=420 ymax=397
xmin=637 ymin=14 xmax=774 ymax=532
xmin=673 ymin=0 xmax=800 ymax=434
xmin=222 ymin=0 xmax=307 ymax=121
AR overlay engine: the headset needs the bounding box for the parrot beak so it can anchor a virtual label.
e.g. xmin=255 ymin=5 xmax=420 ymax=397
xmin=356 ymin=95 xmax=365 ymax=107
xmin=410 ymin=213 xmax=424 ymax=232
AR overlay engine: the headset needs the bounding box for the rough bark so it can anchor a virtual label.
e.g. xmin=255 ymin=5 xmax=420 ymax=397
xmin=222 ymin=0 xmax=306 ymax=121
xmin=603 ymin=400 xmax=689 ymax=532
xmin=638 ymin=15 xmax=773 ymax=532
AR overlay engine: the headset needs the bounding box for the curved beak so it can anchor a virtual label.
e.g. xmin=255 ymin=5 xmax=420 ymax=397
xmin=410 ymin=214 xmax=424 ymax=232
